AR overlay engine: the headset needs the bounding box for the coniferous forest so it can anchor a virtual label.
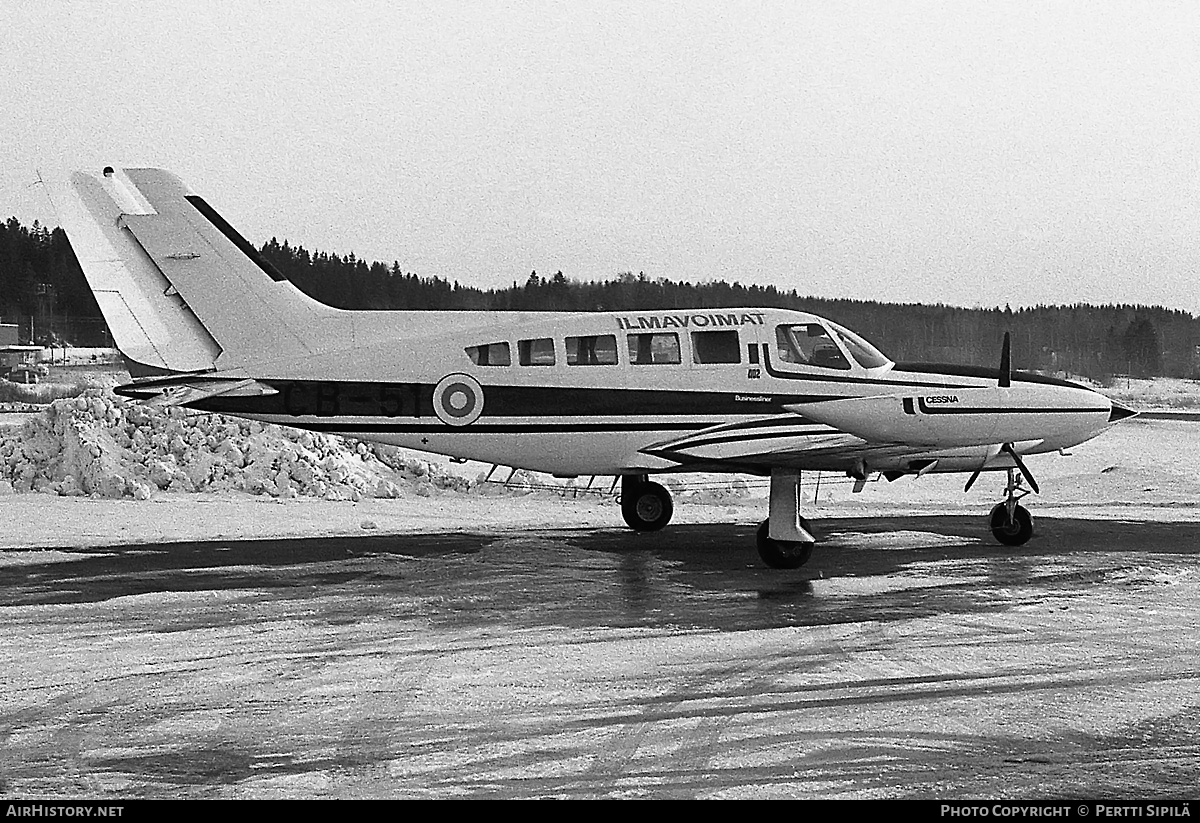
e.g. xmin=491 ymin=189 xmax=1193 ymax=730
xmin=2 ymin=216 xmax=1197 ymax=382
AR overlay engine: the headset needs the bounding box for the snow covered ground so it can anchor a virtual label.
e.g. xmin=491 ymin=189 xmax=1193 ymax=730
xmin=2 ymin=366 xmax=1198 ymax=799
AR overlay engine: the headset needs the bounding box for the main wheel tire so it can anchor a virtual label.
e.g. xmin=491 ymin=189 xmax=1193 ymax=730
xmin=990 ymin=502 xmax=1033 ymax=546
xmin=755 ymin=518 xmax=814 ymax=569
xmin=621 ymin=481 xmax=674 ymax=531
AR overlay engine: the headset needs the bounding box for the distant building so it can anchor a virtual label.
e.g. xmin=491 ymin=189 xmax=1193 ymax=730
xmin=0 ymin=323 xmax=43 ymax=375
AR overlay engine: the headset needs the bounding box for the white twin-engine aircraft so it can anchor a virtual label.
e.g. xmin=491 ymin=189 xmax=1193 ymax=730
xmin=48 ymin=167 xmax=1135 ymax=569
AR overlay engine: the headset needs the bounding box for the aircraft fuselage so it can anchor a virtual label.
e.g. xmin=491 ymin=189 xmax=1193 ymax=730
xmin=139 ymin=306 xmax=1124 ymax=479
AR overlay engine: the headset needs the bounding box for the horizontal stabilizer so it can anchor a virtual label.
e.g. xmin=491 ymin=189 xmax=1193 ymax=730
xmin=115 ymin=375 xmax=279 ymax=407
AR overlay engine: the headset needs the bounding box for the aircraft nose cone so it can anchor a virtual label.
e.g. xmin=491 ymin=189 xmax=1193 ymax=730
xmin=1108 ymin=403 xmax=1138 ymax=422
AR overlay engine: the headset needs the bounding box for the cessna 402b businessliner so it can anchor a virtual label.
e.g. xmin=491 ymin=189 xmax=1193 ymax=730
xmin=47 ymin=167 xmax=1136 ymax=569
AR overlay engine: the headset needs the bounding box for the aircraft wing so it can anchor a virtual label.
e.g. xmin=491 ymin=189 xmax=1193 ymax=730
xmin=640 ymin=414 xmax=917 ymax=472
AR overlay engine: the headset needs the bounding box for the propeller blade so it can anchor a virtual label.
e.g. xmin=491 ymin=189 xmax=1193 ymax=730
xmin=964 ymin=468 xmax=983 ymax=492
xmin=999 ymin=332 xmax=1011 ymax=388
xmin=1001 ymin=442 xmax=1039 ymax=494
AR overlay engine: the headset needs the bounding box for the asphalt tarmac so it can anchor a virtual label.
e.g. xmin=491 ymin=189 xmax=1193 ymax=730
xmin=2 ymin=514 xmax=1199 ymax=799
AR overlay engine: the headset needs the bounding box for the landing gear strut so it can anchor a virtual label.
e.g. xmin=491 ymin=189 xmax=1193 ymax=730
xmin=620 ymin=475 xmax=673 ymax=532
xmin=757 ymin=468 xmax=816 ymax=569
xmin=990 ymin=467 xmax=1034 ymax=546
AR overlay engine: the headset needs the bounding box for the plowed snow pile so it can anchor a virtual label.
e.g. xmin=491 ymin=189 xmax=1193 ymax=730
xmin=0 ymin=391 xmax=472 ymax=501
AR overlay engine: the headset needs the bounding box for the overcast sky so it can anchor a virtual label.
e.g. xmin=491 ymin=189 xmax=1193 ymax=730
xmin=3 ymin=1 xmax=1198 ymax=313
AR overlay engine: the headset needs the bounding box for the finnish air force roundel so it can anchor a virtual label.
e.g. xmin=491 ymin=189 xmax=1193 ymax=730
xmin=432 ymin=373 xmax=484 ymax=426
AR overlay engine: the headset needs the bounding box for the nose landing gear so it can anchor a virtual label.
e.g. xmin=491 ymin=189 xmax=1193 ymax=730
xmin=990 ymin=467 xmax=1034 ymax=546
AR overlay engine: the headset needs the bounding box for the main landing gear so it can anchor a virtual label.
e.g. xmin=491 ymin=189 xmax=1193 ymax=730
xmin=756 ymin=468 xmax=816 ymax=569
xmin=990 ymin=467 xmax=1035 ymax=546
xmin=619 ymin=470 xmax=815 ymax=569
xmin=620 ymin=474 xmax=674 ymax=532
xmin=756 ymin=519 xmax=814 ymax=569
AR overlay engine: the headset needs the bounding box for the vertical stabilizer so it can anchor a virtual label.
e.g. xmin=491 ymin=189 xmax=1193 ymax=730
xmin=46 ymin=167 xmax=341 ymax=375
xmin=44 ymin=168 xmax=221 ymax=374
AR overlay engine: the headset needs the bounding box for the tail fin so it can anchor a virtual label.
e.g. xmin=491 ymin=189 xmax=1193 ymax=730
xmin=45 ymin=167 xmax=337 ymax=375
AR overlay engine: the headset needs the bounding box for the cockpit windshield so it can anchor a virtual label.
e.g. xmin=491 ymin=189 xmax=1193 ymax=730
xmin=775 ymin=321 xmax=892 ymax=371
xmin=827 ymin=322 xmax=891 ymax=369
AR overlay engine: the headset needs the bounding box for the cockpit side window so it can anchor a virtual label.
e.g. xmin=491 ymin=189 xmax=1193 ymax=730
xmin=627 ymin=332 xmax=681 ymax=365
xmin=566 ymin=334 xmax=618 ymax=365
xmin=465 ymin=342 xmax=511 ymax=366
xmin=775 ymin=324 xmax=850 ymax=370
xmin=518 ymin=337 xmax=556 ymax=366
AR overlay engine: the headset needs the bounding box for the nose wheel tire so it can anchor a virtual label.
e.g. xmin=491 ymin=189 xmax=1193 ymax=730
xmin=621 ymin=481 xmax=674 ymax=531
xmin=990 ymin=503 xmax=1033 ymax=546
xmin=756 ymin=519 xmax=814 ymax=569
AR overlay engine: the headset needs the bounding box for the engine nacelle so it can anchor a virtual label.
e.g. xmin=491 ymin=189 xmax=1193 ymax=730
xmin=785 ymin=384 xmax=1114 ymax=449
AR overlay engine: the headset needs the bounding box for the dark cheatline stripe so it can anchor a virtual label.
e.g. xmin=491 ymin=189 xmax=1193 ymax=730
xmin=483 ymin=385 xmax=806 ymax=416
xmin=760 ymin=347 xmax=1095 ymax=391
xmin=297 ymin=421 xmax=712 ymax=434
xmin=894 ymin=361 xmax=1092 ymax=390
xmin=196 ymin=380 xmax=838 ymax=419
xmin=185 ymin=195 xmax=288 ymax=282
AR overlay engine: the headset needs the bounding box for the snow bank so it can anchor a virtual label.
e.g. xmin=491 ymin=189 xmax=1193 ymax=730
xmin=0 ymin=391 xmax=472 ymax=501
xmin=0 ymin=392 xmax=758 ymax=505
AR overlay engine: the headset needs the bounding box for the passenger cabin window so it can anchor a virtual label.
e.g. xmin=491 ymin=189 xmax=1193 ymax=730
xmin=691 ymin=330 xmax=741 ymax=364
xmin=566 ymin=334 xmax=618 ymax=365
xmin=627 ymin=332 xmax=681 ymax=365
xmin=465 ymin=342 xmax=511 ymax=366
xmin=775 ymin=324 xmax=850 ymax=370
xmin=518 ymin=337 xmax=556 ymax=366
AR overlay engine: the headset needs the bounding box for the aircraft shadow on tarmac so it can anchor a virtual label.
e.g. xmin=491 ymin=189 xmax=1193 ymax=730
xmin=1 ymin=516 xmax=1196 ymax=632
